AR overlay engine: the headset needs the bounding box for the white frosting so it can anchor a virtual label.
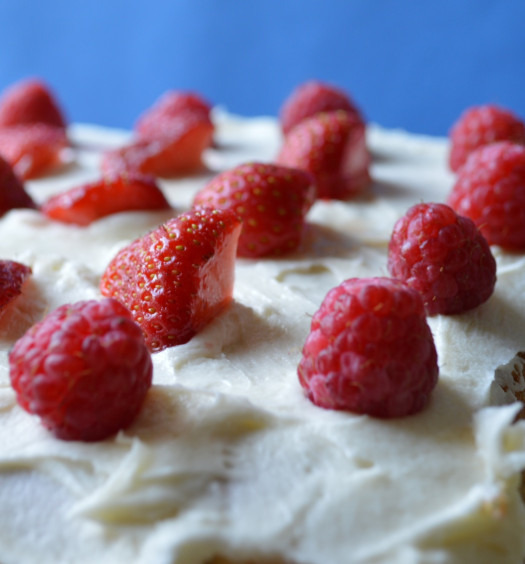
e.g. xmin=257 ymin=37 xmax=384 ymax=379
xmin=1 ymin=112 xmax=525 ymax=563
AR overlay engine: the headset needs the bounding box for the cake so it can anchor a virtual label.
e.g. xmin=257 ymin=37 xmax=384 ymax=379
xmin=1 ymin=86 xmax=525 ymax=564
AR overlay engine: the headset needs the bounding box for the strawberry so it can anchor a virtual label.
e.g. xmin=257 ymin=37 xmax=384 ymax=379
xmin=0 ymin=154 xmax=36 ymax=216
xmin=193 ymin=162 xmax=316 ymax=257
xmin=41 ymin=172 xmax=171 ymax=226
xmin=0 ymin=124 xmax=68 ymax=179
xmin=100 ymin=111 xmax=213 ymax=177
xmin=280 ymin=80 xmax=363 ymax=135
xmin=277 ymin=110 xmax=371 ymax=200
xmin=135 ymin=90 xmax=213 ymax=140
xmin=0 ymin=78 xmax=67 ymax=129
xmin=100 ymin=207 xmax=242 ymax=352
xmin=0 ymin=259 xmax=32 ymax=317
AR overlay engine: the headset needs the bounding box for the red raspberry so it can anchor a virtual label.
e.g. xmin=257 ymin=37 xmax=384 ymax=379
xmin=41 ymin=172 xmax=171 ymax=226
xmin=9 ymin=298 xmax=153 ymax=441
xmin=277 ymin=110 xmax=371 ymax=200
xmin=388 ymin=203 xmax=496 ymax=315
xmin=193 ymin=162 xmax=315 ymax=257
xmin=0 ymin=154 xmax=36 ymax=216
xmin=447 ymin=141 xmax=525 ymax=250
xmin=449 ymin=104 xmax=525 ymax=172
xmin=280 ymin=80 xmax=363 ymax=134
xmin=100 ymin=208 xmax=242 ymax=352
xmin=298 ymin=277 xmax=438 ymax=418
xmin=0 ymin=259 xmax=31 ymax=316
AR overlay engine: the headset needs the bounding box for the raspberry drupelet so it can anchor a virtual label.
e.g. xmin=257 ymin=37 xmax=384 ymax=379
xmin=298 ymin=277 xmax=438 ymax=418
xmin=388 ymin=202 xmax=496 ymax=315
xmin=9 ymin=298 xmax=153 ymax=441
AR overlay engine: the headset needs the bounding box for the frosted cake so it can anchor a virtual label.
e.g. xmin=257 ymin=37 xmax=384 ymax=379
xmin=1 ymin=100 xmax=525 ymax=564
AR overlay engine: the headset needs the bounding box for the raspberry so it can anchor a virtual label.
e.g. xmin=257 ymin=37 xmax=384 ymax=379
xmin=9 ymin=298 xmax=153 ymax=441
xmin=388 ymin=203 xmax=496 ymax=315
xmin=449 ymin=104 xmax=525 ymax=171
xmin=0 ymin=154 xmax=36 ymax=216
xmin=447 ymin=141 xmax=525 ymax=250
xmin=280 ymin=80 xmax=363 ymax=134
xmin=298 ymin=277 xmax=438 ymax=418
xmin=0 ymin=259 xmax=31 ymax=316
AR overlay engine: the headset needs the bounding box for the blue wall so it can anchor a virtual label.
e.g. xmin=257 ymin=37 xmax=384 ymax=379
xmin=0 ymin=0 xmax=524 ymax=136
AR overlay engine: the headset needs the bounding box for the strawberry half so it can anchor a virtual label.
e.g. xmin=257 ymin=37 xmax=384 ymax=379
xmin=100 ymin=207 xmax=242 ymax=352
xmin=0 ymin=78 xmax=67 ymax=129
xmin=41 ymin=173 xmax=171 ymax=226
xmin=100 ymin=111 xmax=213 ymax=178
xmin=277 ymin=110 xmax=371 ymax=200
xmin=0 ymin=124 xmax=68 ymax=179
xmin=280 ymin=80 xmax=363 ymax=135
xmin=193 ymin=162 xmax=316 ymax=258
xmin=0 ymin=259 xmax=32 ymax=317
xmin=0 ymin=154 xmax=36 ymax=216
xmin=135 ymin=90 xmax=213 ymax=140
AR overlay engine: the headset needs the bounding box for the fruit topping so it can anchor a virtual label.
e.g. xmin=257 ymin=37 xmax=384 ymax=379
xmin=0 ymin=259 xmax=32 ymax=316
xmin=100 ymin=207 xmax=241 ymax=352
xmin=388 ymin=202 xmax=496 ymax=315
xmin=193 ymin=162 xmax=315 ymax=257
xmin=41 ymin=172 xmax=171 ymax=226
xmin=298 ymin=277 xmax=438 ymax=417
xmin=9 ymin=298 xmax=152 ymax=441
xmin=0 ymin=154 xmax=36 ymax=215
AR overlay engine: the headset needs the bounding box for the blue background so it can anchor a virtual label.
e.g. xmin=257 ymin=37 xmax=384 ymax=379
xmin=0 ymin=0 xmax=524 ymax=136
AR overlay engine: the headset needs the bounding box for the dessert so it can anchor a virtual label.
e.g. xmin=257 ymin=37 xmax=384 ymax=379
xmin=1 ymin=93 xmax=525 ymax=564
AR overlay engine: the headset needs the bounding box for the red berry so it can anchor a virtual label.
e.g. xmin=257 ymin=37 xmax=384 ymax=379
xmin=41 ymin=172 xmax=171 ymax=226
xmin=447 ymin=141 xmax=525 ymax=250
xmin=193 ymin=162 xmax=315 ymax=257
xmin=0 ymin=154 xmax=36 ymax=216
xmin=100 ymin=112 xmax=213 ymax=177
xmin=135 ymin=90 xmax=213 ymax=140
xmin=0 ymin=259 xmax=31 ymax=316
xmin=298 ymin=277 xmax=438 ymax=418
xmin=0 ymin=124 xmax=68 ymax=179
xmin=280 ymin=80 xmax=363 ymax=135
xmin=9 ymin=298 xmax=153 ymax=441
xmin=0 ymin=78 xmax=67 ymax=129
xmin=277 ymin=110 xmax=371 ymax=200
xmin=388 ymin=202 xmax=496 ymax=315
xmin=100 ymin=207 xmax=242 ymax=352
xmin=449 ymin=104 xmax=525 ymax=172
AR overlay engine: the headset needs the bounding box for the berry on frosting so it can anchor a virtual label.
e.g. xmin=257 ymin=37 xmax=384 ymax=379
xmin=9 ymin=298 xmax=153 ymax=441
xmin=277 ymin=110 xmax=371 ymax=200
xmin=449 ymin=104 xmax=525 ymax=172
xmin=0 ymin=154 xmax=36 ymax=216
xmin=298 ymin=277 xmax=438 ymax=417
xmin=0 ymin=124 xmax=69 ymax=179
xmin=280 ymin=80 xmax=363 ymax=135
xmin=135 ymin=90 xmax=213 ymax=141
xmin=0 ymin=259 xmax=31 ymax=317
xmin=388 ymin=202 xmax=496 ymax=315
xmin=101 ymin=104 xmax=213 ymax=178
xmin=447 ymin=141 xmax=525 ymax=250
xmin=193 ymin=162 xmax=315 ymax=257
xmin=100 ymin=207 xmax=241 ymax=352
xmin=0 ymin=78 xmax=67 ymax=130
xmin=41 ymin=172 xmax=171 ymax=226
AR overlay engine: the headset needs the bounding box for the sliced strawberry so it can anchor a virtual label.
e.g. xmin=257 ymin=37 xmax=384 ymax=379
xmin=100 ymin=207 xmax=242 ymax=352
xmin=193 ymin=162 xmax=315 ymax=257
xmin=0 ymin=78 xmax=67 ymax=129
xmin=41 ymin=173 xmax=171 ymax=226
xmin=101 ymin=113 xmax=213 ymax=177
xmin=135 ymin=90 xmax=213 ymax=140
xmin=0 ymin=259 xmax=32 ymax=316
xmin=277 ymin=110 xmax=371 ymax=200
xmin=0 ymin=124 xmax=68 ymax=179
xmin=280 ymin=80 xmax=363 ymax=134
xmin=0 ymin=154 xmax=36 ymax=216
